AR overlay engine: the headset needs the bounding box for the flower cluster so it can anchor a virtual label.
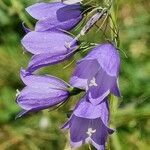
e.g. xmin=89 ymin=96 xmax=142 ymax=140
xmin=17 ymin=1 xmax=121 ymax=150
xmin=22 ymin=1 xmax=82 ymax=73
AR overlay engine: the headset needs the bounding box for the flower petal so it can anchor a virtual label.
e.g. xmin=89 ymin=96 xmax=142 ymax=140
xmin=70 ymin=115 xmax=89 ymax=142
xmin=88 ymin=90 xmax=110 ymax=105
xmin=17 ymin=86 xmax=69 ymax=112
xmin=63 ymin=114 xmax=113 ymax=150
xmin=26 ymin=2 xmax=61 ymax=20
xmin=111 ymin=78 xmax=121 ymax=97
xmin=74 ymin=95 xmax=113 ymax=131
xmin=20 ymin=69 xmax=69 ymax=89
xmin=70 ymin=76 xmax=87 ymax=90
xmin=88 ymin=68 xmax=111 ymax=93
xmin=26 ymin=47 xmax=78 ymax=73
xmin=87 ymin=68 xmax=116 ymax=104
xmin=26 ymin=2 xmax=82 ymax=31
xmin=62 ymin=99 xmax=114 ymax=149
xmin=70 ymin=140 xmax=82 ymax=149
xmin=70 ymin=59 xmax=99 ymax=90
xmin=35 ymin=15 xmax=82 ymax=32
xmin=21 ymin=31 xmax=76 ymax=55
xmin=91 ymin=118 xmax=112 ymax=148
xmin=90 ymin=139 xmax=105 ymax=150
xmin=74 ymin=97 xmax=109 ymax=119
xmin=79 ymin=43 xmax=120 ymax=76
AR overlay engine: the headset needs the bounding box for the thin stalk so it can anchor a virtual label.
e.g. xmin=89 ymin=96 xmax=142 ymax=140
xmin=109 ymin=0 xmax=121 ymax=150
xmin=10 ymin=0 xmax=33 ymax=29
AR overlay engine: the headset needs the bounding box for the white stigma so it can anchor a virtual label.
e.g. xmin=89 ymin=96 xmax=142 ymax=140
xmin=86 ymin=128 xmax=96 ymax=137
xmin=89 ymin=77 xmax=98 ymax=87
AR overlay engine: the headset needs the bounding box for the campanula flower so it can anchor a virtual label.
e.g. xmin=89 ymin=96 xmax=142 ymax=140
xmin=62 ymin=95 xmax=114 ymax=150
xmin=26 ymin=2 xmax=83 ymax=31
xmin=21 ymin=31 xmax=78 ymax=73
xmin=16 ymin=69 xmax=70 ymax=118
xmin=70 ymin=43 xmax=121 ymax=105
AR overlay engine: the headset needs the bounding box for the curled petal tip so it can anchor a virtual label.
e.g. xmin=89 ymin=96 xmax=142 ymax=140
xmin=20 ymin=68 xmax=30 ymax=77
xmin=108 ymin=128 xmax=115 ymax=134
xmin=15 ymin=110 xmax=29 ymax=119
xmin=22 ymin=22 xmax=31 ymax=33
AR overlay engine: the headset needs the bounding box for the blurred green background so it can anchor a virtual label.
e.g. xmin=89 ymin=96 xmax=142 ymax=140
xmin=0 ymin=0 xmax=149 ymax=150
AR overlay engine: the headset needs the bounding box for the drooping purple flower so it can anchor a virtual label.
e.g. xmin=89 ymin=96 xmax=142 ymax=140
xmin=21 ymin=30 xmax=78 ymax=73
xmin=70 ymin=43 xmax=121 ymax=105
xmin=26 ymin=2 xmax=83 ymax=32
xmin=22 ymin=31 xmax=77 ymax=55
xmin=62 ymin=96 xmax=114 ymax=150
xmin=16 ymin=69 xmax=70 ymax=118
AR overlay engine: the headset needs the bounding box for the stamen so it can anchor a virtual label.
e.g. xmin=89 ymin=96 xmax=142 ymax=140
xmin=89 ymin=77 xmax=98 ymax=87
xmin=86 ymin=128 xmax=96 ymax=137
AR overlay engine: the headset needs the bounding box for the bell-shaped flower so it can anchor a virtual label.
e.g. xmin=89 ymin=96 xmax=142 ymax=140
xmin=16 ymin=69 xmax=71 ymax=118
xmin=62 ymin=96 xmax=114 ymax=150
xmin=21 ymin=30 xmax=78 ymax=73
xmin=26 ymin=2 xmax=83 ymax=31
xmin=70 ymin=43 xmax=121 ymax=105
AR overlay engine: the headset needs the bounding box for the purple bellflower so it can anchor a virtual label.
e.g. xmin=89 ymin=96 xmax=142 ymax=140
xmin=16 ymin=69 xmax=71 ymax=118
xmin=70 ymin=43 xmax=121 ymax=105
xmin=26 ymin=2 xmax=83 ymax=32
xmin=62 ymin=95 xmax=114 ymax=150
xmin=21 ymin=31 xmax=78 ymax=73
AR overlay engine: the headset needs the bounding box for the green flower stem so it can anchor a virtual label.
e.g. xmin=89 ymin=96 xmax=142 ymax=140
xmin=110 ymin=96 xmax=121 ymax=150
xmin=10 ymin=0 xmax=33 ymax=29
xmin=108 ymin=0 xmax=122 ymax=150
xmin=0 ymin=0 xmax=9 ymax=10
